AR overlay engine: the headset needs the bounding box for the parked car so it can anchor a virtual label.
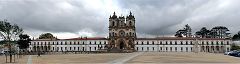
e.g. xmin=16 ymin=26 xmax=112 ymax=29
xmin=229 ymin=51 xmax=240 ymax=56
xmin=0 ymin=50 xmax=3 ymax=55
xmin=224 ymin=50 xmax=237 ymax=55
xmin=235 ymin=53 xmax=240 ymax=57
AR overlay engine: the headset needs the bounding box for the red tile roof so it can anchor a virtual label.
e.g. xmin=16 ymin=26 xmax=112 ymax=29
xmin=136 ymin=37 xmax=230 ymax=40
xmin=62 ymin=37 xmax=107 ymax=40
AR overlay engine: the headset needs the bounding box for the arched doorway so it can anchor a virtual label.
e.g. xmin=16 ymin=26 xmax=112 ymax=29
xmin=120 ymin=41 xmax=124 ymax=49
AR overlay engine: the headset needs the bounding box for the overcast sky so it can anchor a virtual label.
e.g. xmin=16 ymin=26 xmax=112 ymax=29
xmin=0 ymin=0 xmax=240 ymax=39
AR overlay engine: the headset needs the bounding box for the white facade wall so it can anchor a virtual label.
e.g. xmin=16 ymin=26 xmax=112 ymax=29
xmin=29 ymin=40 xmax=108 ymax=52
xmin=28 ymin=39 xmax=232 ymax=53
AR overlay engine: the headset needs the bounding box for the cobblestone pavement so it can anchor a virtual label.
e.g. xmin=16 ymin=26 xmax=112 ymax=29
xmin=1 ymin=52 xmax=240 ymax=64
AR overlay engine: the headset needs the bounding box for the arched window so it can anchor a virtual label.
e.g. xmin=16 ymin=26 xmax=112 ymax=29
xmin=186 ymin=41 xmax=188 ymax=45
xmin=129 ymin=32 xmax=132 ymax=36
xmin=129 ymin=21 xmax=132 ymax=26
xmin=112 ymin=32 xmax=114 ymax=36
xmin=175 ymin=41 xmax=177 ymax=45
xmin=170 ymin=41 xmax=172 ymax=45
xmin=112 ymin=21 xmax=115 ymax=26
xmin=211 ymin=41 xmax=214 ymax=45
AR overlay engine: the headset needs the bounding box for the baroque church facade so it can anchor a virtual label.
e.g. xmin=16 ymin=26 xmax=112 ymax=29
xmin=28 ymin=12 xmax=232 ymax=53
xmin=107 ymin=12 xmax=136 ymax=52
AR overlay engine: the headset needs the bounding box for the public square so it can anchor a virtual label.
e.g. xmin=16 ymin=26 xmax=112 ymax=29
xmin=1 ymin=52 xmax=240 ymax=64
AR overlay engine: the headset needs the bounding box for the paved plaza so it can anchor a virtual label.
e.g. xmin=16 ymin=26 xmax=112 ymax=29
xmin=1 ymin=52 xmax=240 ymax=64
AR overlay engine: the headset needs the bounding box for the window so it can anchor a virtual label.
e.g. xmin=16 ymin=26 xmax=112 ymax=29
xmin=152 ymin=47 xmax=154 ymax=51
xmin=175 ymin=41 xmax=177 ymax=45
xmin=152 ymin=41 xmax=154 ymax=45
xmin=186 ymin=41 xmax=188 ymax=45
xmin=190 ymin=41 xmax=193 ymax=45
xmin=136 ymin=47 xmax=138 ymax=51
xmin=166 ymin=47 xmax=168 ymax=51
xmin=83 ymin=47 xmax=85 ymax=51
xmin=227 ymin=41 xmax=229 ymax=45
xmin=90 ymin=47 xmax=91 ymax=51
xmin=170 ymin=41 xmax=172 ymax=45
xmin=221 ymin=41 xmax=223 ymax=45
xmin=216 ymin=41 xmax=219 ymax=45
xmin=181 ymin=41 xmax=183 ymax=45
xmin=95 ymin=41 xmax=97 ymax=44
xmin=191 ymin=47 xmax=193 ymax=51
xmin=170 ymin=47 xmax=172 ymax=51
xmin=181 ymin=47 xmax=183 ymax=52
xmin=166 ymin=41 xmax=168 ymax=45
xmin=160 ymin=41 xmax=162 ymax=45
xmin=175 ymin=47 xmax=177 ymax=51
xmin=147 ymin=41 xmax=149 ymax=45
xmin=186 ymin=47 xmax=188 ymax=52
xmin=95 ymin=47 xmax=97 ymax=50
xmin=147 ymin=47 xmax=149 ymax=51
xmin=142 ymin=42 xmax=144 ymax=45
xmin=211 ymin=41 xmax=214 ymax=45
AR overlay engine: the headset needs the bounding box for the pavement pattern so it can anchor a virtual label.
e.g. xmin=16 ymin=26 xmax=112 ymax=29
xmin=1 ymin=52 xmax=240 ymax=64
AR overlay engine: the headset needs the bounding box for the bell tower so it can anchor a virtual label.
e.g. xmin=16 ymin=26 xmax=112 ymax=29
xmin=108 ymin=12 xmax=136 ymax=52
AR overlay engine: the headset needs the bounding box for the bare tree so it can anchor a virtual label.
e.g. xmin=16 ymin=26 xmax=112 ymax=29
xmin=0 ymin=19 xmax=23 ymax=63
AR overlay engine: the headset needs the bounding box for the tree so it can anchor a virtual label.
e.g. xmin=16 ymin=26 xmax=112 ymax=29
xmin=210 ymin=26 xmax=230 ymax=38
xmin=195 ymin=27 xmax=210 ymax=38
xmin=17 ymin=34 xmax=31 ymax=55
xmin=231 ymin=43 xmax=240 ymax=50
xmin=232 ymin=31 xmax=240 ymax=41
xmin=0 ymin=19 xmax=23 ymax=63
xmin=175 ymin=24 xmax=192 ymax=37
xmin=38 ymin=33 xmax=57 ymax=39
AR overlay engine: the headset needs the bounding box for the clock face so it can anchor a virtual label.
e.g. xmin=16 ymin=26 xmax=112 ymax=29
xmin=119 ymin=31 xmax=125 ymax=37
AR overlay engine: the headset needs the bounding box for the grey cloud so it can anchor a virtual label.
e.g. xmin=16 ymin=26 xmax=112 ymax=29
xmin=0 ymin=0 xmax=240 ymax=38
